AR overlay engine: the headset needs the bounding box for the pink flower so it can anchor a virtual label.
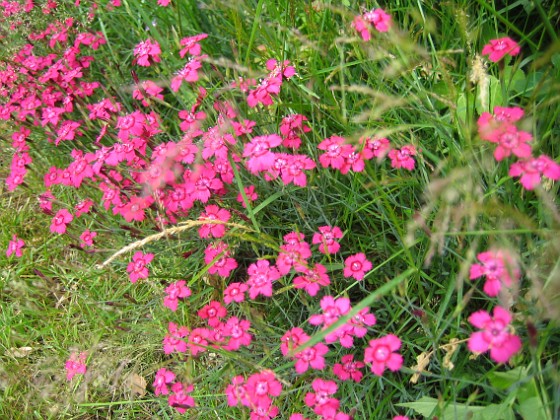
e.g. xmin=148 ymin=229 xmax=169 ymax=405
xmin=74 ymin=199 xmax=94 ymax=217
xmin=364 ymin=334 xmax=403 ymax=376
xmin=79 ymin=229 xmax=97 ymax=248
xmin=6 ymin=235 xmax=25 ymax=258
xmin=281 ymin=327 xmax=310 ymax=357
xmin=223 ymin=317 xmax=253 ymax=351
xmin=468 ymin=306 xmax=522 ymax=363
xmin=246 ymin=259 xmax=281 ymax=299
xmin=352 ymin=15 xmax=371 ymax=41
xmin=126 ymin=251 xmax=154 ymax=283
xmin=482 ymin=37 xmax=520 ymax=62
xmin=224 ymin=282 xmax=248 ymax=304
xmin=304 ymin=378 xmax=339 ymax=416
xmin=485 ymin=124 xmax=532 ymax=161
xmin=294 ymin=342 xmax=329 ymax=374
xmin=163 ymin=280 xmax=192 ymax=311
xmin=343 ymin=253 xmax=372 ymax=281
xmin=204 ymin=242 xmax=238 ymax=277
xmin=363 ymin=8 xmax=392 ymax=32
xmin=470 ymin=250 xmax=520 ymax=297
xmin=197 ymin=301 xmax=227 ymax=327
xmin=168 ymin=382 xmax=195 ymax=414
xmin=133 ymin=39 xmax=161 ymax=67
xmin=393 ymin=416 xmax=410 ymax=420
xmin=478 ymin=106 xmax=524 ymax=140
xmin=333 ymin=354 xmax=365 ymax=382
xmin=198 ymin=205 xmax=231 ymax=238
xmin=509 ymin=155 xmax=560 ymax=190
xmin=50 ymin=208 xmax=73 ymax=234
xmin=312 ymin=226 xmax=343 ymax=255
xmin=245 ymin=370 xmax=282 ymax=408
xmin=225 ymin=375 xmax=250 ymax=407
xmin=179 ymin=33 xmax=208 ymax=57
xmin=243 ymin=134 xmax=282 ymax=174
xmin=309 ymin=296 xmax=351 ymax=328
xmin=65 ymin=351 xmax=87 ymax=380
xmin=163 ymin=322 xmax=189 ymax=354
xmin=237 ymin=185 xmax=258 ymax=208
xmin=318 ymin=136 xmax=353 ymax=170
xmin=388 ymin=145 xmax=417 ymax=170
xmin=293 ymin=263 xmax=330 ymax=297
xmin=153 ymin=368 xmax=175 ymax=396
xmin=187 ymin=327 xmax=210 ymax=355
xmin=364 ymin=137 xmax=391 ymax=159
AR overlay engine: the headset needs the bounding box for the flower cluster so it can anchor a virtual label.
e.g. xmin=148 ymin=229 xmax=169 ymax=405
xmin=352 ymin=8 xmax=392 ymax=41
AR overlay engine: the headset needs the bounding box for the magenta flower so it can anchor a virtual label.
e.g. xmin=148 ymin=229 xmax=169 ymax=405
xmin=333 ymin=354 xmax=365 ymax=382
xmin=179 ymin=33 xmax=208 ymax=57
xmin=468 ymin=306 xmax=522 ymax=363
xmin=65 ymin=351 xmax=87 ymax=381
xmin=364 ymin=137 xmax=391 ymax=159
xmin=246 ymin=259 xmax=281 ymax=299
xmin=198 ymin=205 xmax=231 ymax=238
xmin=243 ymin=134 xmax=282 ymax=174
xmin=477 ymin=106 xmax=525 ymax=140
xmin=163 ymin=322 xmax=189 ymax=354
xmin=223 ymin=317 xmax=253 ymax=351
xmin=168 ymin=382 xmax=195 ymax=414
xmin=312 ymin=226 xmax=343 ymax=255
xmin=79 ymin=229 xmax=97 ymax=248
xmin=294 ymin=342 xmax=329 ymax=374
xmin=470 ymin=250 xmax=520 ymax=297
xmin=186 ymin=327 xmax=210 ymax=356
xmin=163 ymin=280 xmax=191 ymax=311
xmin=363 ymin=8 xmax=392 ymax=32
xmin=388 ymin=145 xmax=417 ymax=170
xmin=223 ymin=282 xmax=248 ymax=304
xmin=309 ymin=296 xmax=351 ymax=328
xmin=50 ymin=208 xmax=73 ymax=234
xmin=74 ymin=198 xmax=94 ymax=217
xmin=6 ymin=234 xmax=24 ymax=258
xmin=343 ymin=253 xmax=372 ymax=281
xmin=245 ymin=370 xmax=282 ymax=408
xmin=153 ymin=368 xmax=176 ymax=396
xmin=482 ymin=37 xmax=520 ymax=62
xmin=237 ymin=185 xmax=258 ymax=208
xmin=364 ymin=334 xmax=403 ymax=376
xmin=133 ymin=39 xmax=161 ymax=67
xmin=281 ymin=327 xmax=310 ymax=357
xmin=318 ymin=136 xmax=353 ymax=170
xmin=204 ymin=242 xmax=238 ymax=277
xmin=197 ymin=301 xmax=227 ymax=327
xmin=304 ymin=378 xmax=339 ymax=416
xmin=509 ymin=155 xmax=560 ymax=190
xmin=293 ymin=263 xmax=330 ymax=297
xmin=225 ymin=375 xmax=250 ymax=407
xmin=485 ymin=124 xmax=532 ymax=161
xmin=126 ymin=251 xmax=154 ymax=283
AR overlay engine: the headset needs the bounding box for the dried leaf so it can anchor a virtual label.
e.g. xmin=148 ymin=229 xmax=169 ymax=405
xmin=7 ymin=347 xmax=33 ymax=358
xmin=409 ymin=351 xmax=432 ymax=384
xmin=123 ymin=373 xmax=147 ymax=397
xmin=442 ymin=338 xmax=460 ymax=370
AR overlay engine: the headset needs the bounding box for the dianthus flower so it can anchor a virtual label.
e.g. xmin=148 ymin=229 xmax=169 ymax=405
xmin=133 ymin=39 xmax=161 ymax=67
xmin=6 ymin=234 xmax=25 ymax=258
xmin=126 ymin=251 xmax=154 ymax=283
xmin=343 ymin=253 xmax=372 ymax=281
xmin=363 ymin=8 xmax=392 ymax=32
xmin=312 ymin=226 xmax=343 ymax=255
xmin=171 ymin=56 xmax=206 ymax=91
xmin=293 ymin=263 xmax=330 ymax=297
xmin=470 ymin=249 xmax=520 ymax=297
xmin=79 ymin=229 xmax=96 ymax=248
xmin=163 ymin=322 xmax=189 ymax=354
xmin=304 ymin=378 xmax=339 ymax=416
xmin=197 ymin=300 xmax=227 ymax=327
xmin=204 ymin=242 xmax=238 ymax=277
xmin=246 ymin=259 xmax=281 ymax=299
xmin=477 ymin=106 xmax=524 ymax=141
xmin=482 ymin=37 xmax=520 ymax=62
xmin=281 ymin=327 xmax=310 ymax=357
xmin=168 ymin=382 xmax=195 ymax=414
xmin=318 ymin=136 xmax=353 ymax=170
xmin=223 ymin=316 xmax=253 ymax=351
xmin=65 ymin=351 xmax=87 ymax=381
xmin=224 ymin=282 xmax=248 ymax=304
xmin=485 ymin=124 xmax=532 ymax=161
xmin=294 ymin=341 xmax=329 ymax=374
xmin=225 ymin=375 xmax=250 ymax=407
xmin=153 ymin=368 xmax=176 ymax=396
xmin=467 ymin=306 xmax=522 ymax=363
xmin=198 ymin=205 xmax=231 ymax=238
xmin=74 ymin=199 xmax=94 ymax=217
xmin=364 ymin=334 xmax=403 ymax=376
xmin=187 ymin=327 xmax=210 ymax=356
xmin=388 ymin=145 xmax=417 ymax=170
xmin=243 ymin=134 xmax=282 ymax=174
xmin=237 ymin=185 xmax=258 ymax=208
xmin=333 ymin=354 xmax=365 ymax=382
xmin=509 ymin=155 xmax=560 ymax=190
xmin=245 ymin=370 xmax=282 ymax=408
xmin=163 ymin=280 xmax=192 ymax=311
xmin=276 ymin=232 xmax=312 ymax=275
xmin=179 ymin=33 xmax=208 ymax=57
xmin=309 ymin=296 xmax=351 ymax=328
xmin=50 ymin=208 xmax=73 ymax=234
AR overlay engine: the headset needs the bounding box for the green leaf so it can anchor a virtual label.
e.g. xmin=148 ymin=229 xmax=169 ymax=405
xmin=398 ymin=397 xmax=515 ymax=420
xmin=517 ymin=397 xmax=548 ymax=420
xmin=488 ymin=367 xmax=528 ymax=390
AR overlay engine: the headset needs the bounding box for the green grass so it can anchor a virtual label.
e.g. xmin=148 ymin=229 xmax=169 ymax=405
xmin=1 ymin=0 xmax=559 ymax=418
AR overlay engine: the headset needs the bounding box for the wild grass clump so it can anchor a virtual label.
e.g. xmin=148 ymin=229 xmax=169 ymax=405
xmin=1 ymin=0 xmax=559 ymax=418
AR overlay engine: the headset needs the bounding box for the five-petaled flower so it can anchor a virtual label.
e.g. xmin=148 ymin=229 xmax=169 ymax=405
xmin=470 ymin=249 xmax=520 ymax=297
xmin=364 ymin=334 xmax=403 ymax=376
xmin=65 ymin=351 xmax=87 ymax=381
xmin=6 ymin=234 xmax=25 ymax=258
xmin=126 ymin=251 xmax=154 ymax=283
xmin=482 ymin=37 xmax=520 ymax=62
xmin=467 ymin=306 xmax=522 ymax=363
